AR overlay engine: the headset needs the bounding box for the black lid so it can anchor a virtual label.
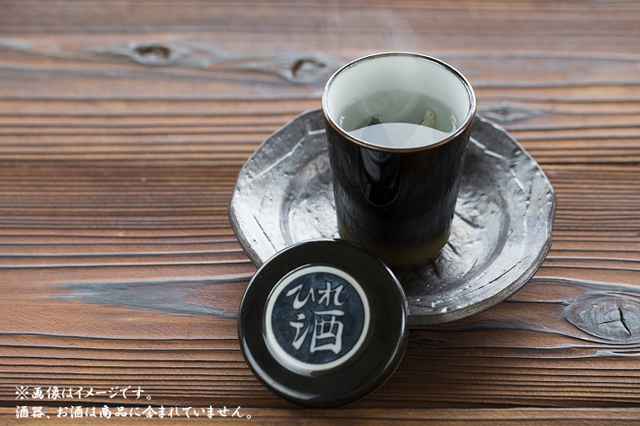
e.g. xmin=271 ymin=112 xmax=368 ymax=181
xmin=237 ymin=239 xmax=408 ymax=408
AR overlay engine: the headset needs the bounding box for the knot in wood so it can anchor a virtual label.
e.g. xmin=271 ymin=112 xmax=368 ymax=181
xmin=565 ymin=294 xmax=640 ymax=344
xmin=134 ymin=44 xmax=171 ymax=60
xmin=94 ymin=41 xmax=187 ymax=66
xmin=291 ymin=58 xmax=326 ymax=79
xmin=478 ymin=103 xmax=546 ymax=123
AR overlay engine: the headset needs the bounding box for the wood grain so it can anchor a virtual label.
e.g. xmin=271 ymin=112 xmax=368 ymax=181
xmin=0 ymin=0 xmax=639 ymax=422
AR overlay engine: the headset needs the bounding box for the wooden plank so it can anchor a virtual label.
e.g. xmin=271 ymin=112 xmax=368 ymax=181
xmin=0 ymin=0 xmax=639 ymax=423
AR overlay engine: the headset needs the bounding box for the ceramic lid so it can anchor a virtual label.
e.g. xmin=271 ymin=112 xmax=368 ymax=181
xmin=237 ymin=239 xmax=408 ymax=408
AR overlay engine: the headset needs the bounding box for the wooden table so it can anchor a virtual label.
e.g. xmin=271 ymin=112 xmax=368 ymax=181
xmin=1 ymin=0 xmax=639 ymax=423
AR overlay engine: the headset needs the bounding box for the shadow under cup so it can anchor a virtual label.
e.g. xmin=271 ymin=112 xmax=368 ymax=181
xmin=322 ymin=53 xmax=476 ymax=269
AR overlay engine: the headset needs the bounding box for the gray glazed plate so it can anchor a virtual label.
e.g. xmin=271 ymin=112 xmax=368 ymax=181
xmin=229 ymin=109 xmax=556 ymax=326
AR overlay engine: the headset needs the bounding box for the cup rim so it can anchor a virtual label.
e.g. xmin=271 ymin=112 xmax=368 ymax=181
xmin=321 ymin=52 xmax=477 ymax=153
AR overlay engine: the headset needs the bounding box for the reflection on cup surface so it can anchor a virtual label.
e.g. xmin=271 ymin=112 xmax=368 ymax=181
xmin=359 ymin=148 xmax=401 ymax=207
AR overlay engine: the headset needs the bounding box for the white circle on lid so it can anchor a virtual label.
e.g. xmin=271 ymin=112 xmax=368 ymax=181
xmin=264 ymin=265 xmax=370 ymax=373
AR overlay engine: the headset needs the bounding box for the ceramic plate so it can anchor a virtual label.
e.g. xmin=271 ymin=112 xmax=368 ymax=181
xmin=229 ymin=109 xmax=556 ymax=326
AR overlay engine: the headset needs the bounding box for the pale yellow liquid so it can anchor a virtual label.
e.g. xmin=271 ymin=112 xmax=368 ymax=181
xmin=340 ymin=90 xmax=458 ymax=149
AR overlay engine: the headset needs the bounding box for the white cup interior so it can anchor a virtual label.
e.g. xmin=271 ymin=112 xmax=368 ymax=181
xmin=323 ymin=54 xmax=474 ymax=146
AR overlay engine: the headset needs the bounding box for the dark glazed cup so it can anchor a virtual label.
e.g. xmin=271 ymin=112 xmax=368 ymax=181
xmin=322 ymin=52 xmax=476 ymax=269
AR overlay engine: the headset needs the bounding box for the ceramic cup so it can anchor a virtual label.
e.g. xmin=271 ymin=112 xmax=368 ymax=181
xmin=322 ymin=52 xmax=476 ymax=269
